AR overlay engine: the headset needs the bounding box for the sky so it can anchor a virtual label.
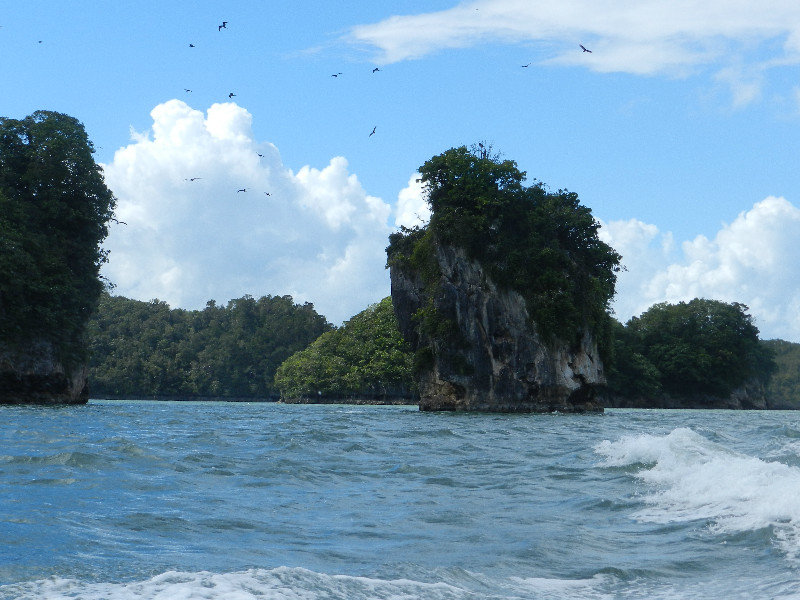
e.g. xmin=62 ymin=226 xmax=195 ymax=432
xmin=2 ymin=1 xmax=800 ymax=341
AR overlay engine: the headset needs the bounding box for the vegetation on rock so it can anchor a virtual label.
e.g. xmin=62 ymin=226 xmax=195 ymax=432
xmin=387 ymin=145 xmax=622 ymax=356
xmin=274 ymin=297 xmax=415 ymax=401
xmin=0 ymin=110 xmax=116 ymax=370
xmin=88 ymin=294 xmax=332 ymax=398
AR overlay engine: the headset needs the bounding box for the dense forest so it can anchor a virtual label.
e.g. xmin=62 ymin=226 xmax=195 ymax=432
xmin=87 ymin=292 xmax=798 ymax=406
xmin=762 ymin=339 xmax=800 ymax=408
xmin=605 ymin=299 xmax=777 ymax=405
xmin=0 ymin=111 xmax=116 ymax=368
xmin=274 ymin=297 xmax=415 ymax=402
xmin=87 ymin=294 xmax=332 ymax=398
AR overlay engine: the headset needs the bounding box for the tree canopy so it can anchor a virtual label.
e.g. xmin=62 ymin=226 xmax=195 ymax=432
xmin=88 ymin=294 xmax=332 ymax=398
xmin=387 ymin=145 xmax=621 ymax=346
xmin=762 ymin=339 xmax=800 ymax=408
xmin=274 ymin=297 xmax=415 ymax=400
xmin=607 ymin=299 xmax=775 ymax=399
xmin=0 ymin=111 xmax=116 ymax=364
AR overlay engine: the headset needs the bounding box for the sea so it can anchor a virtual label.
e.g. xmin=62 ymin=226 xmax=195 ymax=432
xmin=2 ymin=400 xmax=800 ymax=599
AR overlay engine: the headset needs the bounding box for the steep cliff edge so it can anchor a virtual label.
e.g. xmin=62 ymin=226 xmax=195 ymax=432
xmin=0 ymin=340 xmax=88 ymax=405
xmin=390 ymin=240 xmax=605 ymax=412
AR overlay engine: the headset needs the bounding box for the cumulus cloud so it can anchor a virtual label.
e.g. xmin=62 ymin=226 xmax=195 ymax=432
xmin=101 ymin=100 xmax=393 ymax=324
xmin=350 ymin=1 xmax=800 ymax=101
xmin=600 ymin=196 xmax=800 ymax=342
xmin=393 ymin=174 xmax=430 ymax=229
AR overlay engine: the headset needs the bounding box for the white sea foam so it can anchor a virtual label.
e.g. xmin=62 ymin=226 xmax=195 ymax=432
xmin=0 ymin=567 xmax=481 ymax=600
xmin=0 ymin=567 xmax=622 ymax=600
xmin=595 ymin=427 xmax=800 ymax=559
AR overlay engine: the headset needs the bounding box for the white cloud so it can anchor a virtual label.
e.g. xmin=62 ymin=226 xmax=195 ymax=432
xmin=394 ymin=174 xmax=430 ymax=229
xmin=351 ymin=1 xmax=800 ymax=98
xmin=101 ymin=100 xmax=393 ymax=324
xmin=601 ymin=196 xmax=800 ymax=342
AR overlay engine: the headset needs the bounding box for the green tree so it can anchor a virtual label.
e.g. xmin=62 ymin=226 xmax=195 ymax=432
xmin=274 ymin=297 xmax=415 ymax=400
xmin=387 ymin=145 xmax=621 ymax=348
xmin=87 ymin=293 xmax=332 ymax=398
xmin=0 ymin=111 xmax=116 ymax=365
xmin=620 ymin=299 xmax=775 ymax=398
xmin=761 ymin=339 xmax=800 ymax=408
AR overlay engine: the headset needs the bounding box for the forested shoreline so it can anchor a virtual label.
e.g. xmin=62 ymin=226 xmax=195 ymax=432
xmin=87 ymin=293 xmax=332 ymax=399
xmin=87 ymin=292 xmax=800 ymax=408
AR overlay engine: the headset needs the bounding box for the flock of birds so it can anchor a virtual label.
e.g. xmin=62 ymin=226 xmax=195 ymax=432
xmin=170 ymin=20 xmax=593 ymax=197
xmin=177 ymin=19 xmax=400 ymax=198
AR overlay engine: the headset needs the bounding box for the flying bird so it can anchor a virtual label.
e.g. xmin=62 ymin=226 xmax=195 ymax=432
xmin=372 ymin=67 xmax=380 ymax=73
xmin=189 ymin=43 xmax=195 ymax=47
xmin=369 ymin=126 xmax=376 ymax=137
xmin=521 ymin=63 xmax=531 ymax=67
xmin=185 ymin=177 xmax=202 ymax=181
xmin=580 ymin=44 xmax=592 ymax=53
xmin=237 ymin=188 xmax=246 ymax=193
xmin=228 ymin=92 xmax=236 ymax=98
xmin=218 ymin=21 xmax=227 ymax=31
xmin=257 ymin=153 xmax=264 ymax=157
xmin=264 ymin=192 xmax=271 ymax=196
xmin=184 ymin=88 xmax=192 ymax=93
xmin=331 ymin=73 xmax=342 ymax=77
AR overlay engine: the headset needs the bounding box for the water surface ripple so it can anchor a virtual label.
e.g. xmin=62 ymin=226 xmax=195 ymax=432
xmin=2 ymin=401 xmax=800 ymax=598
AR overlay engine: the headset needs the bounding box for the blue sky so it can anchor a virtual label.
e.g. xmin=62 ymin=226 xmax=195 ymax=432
xmin=3 ymin=1 xmax=800 ymax=340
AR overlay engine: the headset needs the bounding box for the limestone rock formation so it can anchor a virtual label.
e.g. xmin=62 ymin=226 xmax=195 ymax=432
xmin=390 ymin=240 xmax=605 ymax=412
xmin=0 ymin=340 xmax=88 ymax=405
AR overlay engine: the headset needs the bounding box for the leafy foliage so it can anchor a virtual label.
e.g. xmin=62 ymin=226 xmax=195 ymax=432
xmin=0 ymin=111 xmax=116 ymax=365
xmin=274 ymin=297 xmax=415 ymax=399
xmin=87 ymin=294 xmax=332 ymax=398
xmin=387 ymin=145 xmax=621 ymax=346
xmin=607 ymin=299 xmax=775 ymax=399
xmin=762 ymin=339 xmax=800 ymax=408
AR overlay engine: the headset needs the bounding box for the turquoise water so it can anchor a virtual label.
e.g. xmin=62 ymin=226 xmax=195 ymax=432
xmin=2 ymin=400 xmax=800 ymax=599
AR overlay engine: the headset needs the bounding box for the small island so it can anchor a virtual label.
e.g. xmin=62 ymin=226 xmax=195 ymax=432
xmin=0 ymin=111 xmax=116 ymax=404
xmin=386 ymin=145 xmax=621 ymax=412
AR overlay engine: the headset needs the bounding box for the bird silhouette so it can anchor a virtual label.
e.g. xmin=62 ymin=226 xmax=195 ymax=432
xmin=331 ymin=73 xmax=342 ymax=77
xmin=257 ymin=153 xmax=264 ymax=157
xmin=228 ymin=92 xmax=236 ymax=98
xmin=580 ymin=44 xmax=592 ymax=53
xmin=372 ymin=67 xmax=380 ymax=73
xmin=189 ymin=43 xmax=195 ymax=47
xmin=184 ymin=88 xmax=192 ymax=93
xmin=185 ymin=177 xmax=202 ymax=181
xmin=369 ymin=126 xmax=376 ymax=137
xmin=521 ymin=63 xmax=531 ymax=67
xmin=237 ymin=188 xmax=246 ymax=193
xmin=264 ymin=192 xmax=271 ymax=196
xmin=218 ymin=21 xmax=227 ymax=31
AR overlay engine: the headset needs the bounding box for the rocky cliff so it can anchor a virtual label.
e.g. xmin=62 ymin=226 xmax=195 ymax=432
xmin=390 ymin=240 xmax=605 ymax=412
xmin=0 ymin=340 xmax=88 ymax=404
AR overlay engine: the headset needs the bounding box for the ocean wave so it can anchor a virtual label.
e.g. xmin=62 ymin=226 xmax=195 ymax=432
xmin=0 ymin=567 xmax=618 ymax=600
xmin=595 ymin=427 xmax=800 ymax=560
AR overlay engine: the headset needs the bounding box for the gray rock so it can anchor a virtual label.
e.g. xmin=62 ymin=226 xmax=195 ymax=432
xmin=0 ymin=340 xmax=88 ymax=404
xmin=391 ymin=240 xmax=604 ymax=412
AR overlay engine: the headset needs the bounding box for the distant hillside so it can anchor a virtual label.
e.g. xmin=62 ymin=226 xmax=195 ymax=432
xmin=88 ymin=294 xmax=332 ymax=399
xmin=762 ymin=339 xmax=800 ymax=409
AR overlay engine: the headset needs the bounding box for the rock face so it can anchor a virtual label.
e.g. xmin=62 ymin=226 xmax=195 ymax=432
xmin=0 ymin=340 xmax=88 ymax=405
xmin=390 ymin=241 xmax=605 ymax=412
